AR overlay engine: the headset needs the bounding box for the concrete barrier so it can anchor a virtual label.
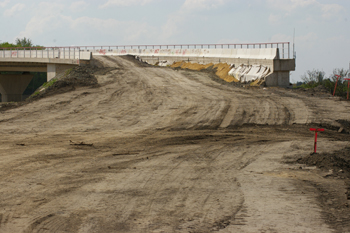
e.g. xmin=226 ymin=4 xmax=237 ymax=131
xmin=93 ymin=48 xmax=278 ymax=60
xmin=0 ymin=49 xmax=91 ymax=61
xmin=231 ymin=65 xmax=271 ymax=83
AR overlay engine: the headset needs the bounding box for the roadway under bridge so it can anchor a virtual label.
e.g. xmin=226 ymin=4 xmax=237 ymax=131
xmin=0 ymin=43 xmax=295 ymax=102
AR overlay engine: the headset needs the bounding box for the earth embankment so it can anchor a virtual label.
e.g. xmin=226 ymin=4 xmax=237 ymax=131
xmin=0 ymin=56 xmax=349 ymax=233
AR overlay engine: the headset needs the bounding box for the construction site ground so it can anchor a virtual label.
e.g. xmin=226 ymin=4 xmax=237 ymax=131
xmin=0 ymin=56 xmax=350 ymax=233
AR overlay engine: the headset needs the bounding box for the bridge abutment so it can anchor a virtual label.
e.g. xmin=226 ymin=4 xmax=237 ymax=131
xmin=47 ymin=64 xmax=56 ymax=81
xmin=0 ymin=74 xmax=33 ymax=102
xmin=47 ymin=64 xmax=77 ymax=81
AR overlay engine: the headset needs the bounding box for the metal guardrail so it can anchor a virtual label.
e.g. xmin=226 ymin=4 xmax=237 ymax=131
xmin=80 ymin=42 xmax=291 ymax=59
xmin=0 ymin=47 xmax=81 ymax=60
xmin=0 ymin=42 xmax=291 ymax=59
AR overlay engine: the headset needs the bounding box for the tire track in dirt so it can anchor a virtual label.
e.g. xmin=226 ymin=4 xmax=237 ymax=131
xmin=0 ymin=56 xmax=335 ymax=134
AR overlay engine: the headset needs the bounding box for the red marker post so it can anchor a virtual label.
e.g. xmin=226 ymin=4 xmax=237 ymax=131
xmin=333 ymin=75 xmax=341 ymax=96
xmin=344 ymin=78 xmax=350 ymax=100
xmin=310 ymin=128 xmax=324 ymax=154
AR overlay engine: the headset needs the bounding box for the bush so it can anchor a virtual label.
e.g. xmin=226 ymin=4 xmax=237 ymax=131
xmin=0 ymin=38 xmax=43 ymax=49
xmin=301 ymin=70 xmax=325 ymax=84
xmin=297 ymin=68 xmax=350 ymax=99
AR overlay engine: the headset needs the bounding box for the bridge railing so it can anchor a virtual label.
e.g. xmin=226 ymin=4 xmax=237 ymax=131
xmin=0 ymin=42 xmax=292 ymax=60
xmin=0 ymin=47 xmax=81 ymax=60
xmin=79 ymin=42 xmax=291 ymax=59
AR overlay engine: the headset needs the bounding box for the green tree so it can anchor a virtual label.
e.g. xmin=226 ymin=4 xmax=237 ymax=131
xmin=0 ymin=42 xmax=17 ymax=48
xmin=15 ymin=37 xmax=33 ymax=47
xmin=301 ymin=70 xmax=325 ymax=84
xmin=0 ymin=37 xmax=42 ymax=48
xmin=299 ymin=70 xmax=325 ymax=88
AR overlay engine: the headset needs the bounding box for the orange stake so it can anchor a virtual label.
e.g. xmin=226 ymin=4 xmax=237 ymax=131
xmin=310 ymin=128 xmax=324 ymax=153
xmin=333 ymin=75 xmax=341 ymax=96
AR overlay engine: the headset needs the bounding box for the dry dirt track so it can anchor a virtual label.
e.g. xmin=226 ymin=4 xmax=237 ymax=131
xmin=0 ymin=56 xmax=350 ymax=233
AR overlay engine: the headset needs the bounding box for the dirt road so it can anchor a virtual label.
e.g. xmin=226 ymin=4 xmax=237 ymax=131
xmin=0 ymin=56 xmax=349 ymax=232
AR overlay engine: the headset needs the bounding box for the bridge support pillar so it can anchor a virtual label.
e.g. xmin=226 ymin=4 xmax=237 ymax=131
xmin=265 ymin=72 xmax=291 ymax=87
xmin=47 ymin=64 xmax=56 ymax=81
xmin=0 ymin=74 xmax=33 ymax=102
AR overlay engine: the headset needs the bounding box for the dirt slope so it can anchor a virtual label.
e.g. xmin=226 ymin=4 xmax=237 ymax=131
xmin=0 ymin=56 xmax=349 ymax=233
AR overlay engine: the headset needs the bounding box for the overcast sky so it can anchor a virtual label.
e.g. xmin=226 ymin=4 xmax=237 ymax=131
xmin=0 ymin=0 xmax=349 ymax=82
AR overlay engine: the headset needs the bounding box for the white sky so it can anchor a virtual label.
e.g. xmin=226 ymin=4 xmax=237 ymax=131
xmin=0 ymin=0 xmax=349 ymax=82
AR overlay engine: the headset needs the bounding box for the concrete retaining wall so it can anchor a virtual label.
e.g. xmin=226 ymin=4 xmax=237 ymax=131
xmin=90 ymin=48 xmax=278 ymax=60
xmin=265 ymin=72 xmax=291 ymax=87
xmin=138 ymin=56 xmax=275 ymax=69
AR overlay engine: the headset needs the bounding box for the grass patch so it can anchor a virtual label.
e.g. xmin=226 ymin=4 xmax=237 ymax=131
xmin=42 ymin=78 xmax=57 ymax=88
xmin=294 ymin=83 xmax=320 ymax=89
xmin=65 ymin=68 xmax=73 ymax=76
xmin=32 ymin=91 xmax=40 ymax=97
xmin=28 ymin=78 xmax=57 ymax=99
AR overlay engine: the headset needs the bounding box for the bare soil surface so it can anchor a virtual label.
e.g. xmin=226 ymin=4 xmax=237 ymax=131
xmin=0 ymin=56 xmax=350 ymax=233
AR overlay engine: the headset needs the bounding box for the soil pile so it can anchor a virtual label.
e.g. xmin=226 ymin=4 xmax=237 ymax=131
xmin=29 ymin=66 xmax=98 ymax=100
xmin=296 ymin=147 xmax=350 ymax=231
xmin=297 ymin=147 xmax=350 ymax=180
xmin=171 ymin=61 xmax=239 ymax=83
xmin=29 ymin=64 xmax=117 ymax=100
xmin=294 ymin=85 xmax=332 ymax=97
xmin=53 ymin=66 xmax=98 ymax=87
xmin=337 ymin=120 xmax=350 ymax=134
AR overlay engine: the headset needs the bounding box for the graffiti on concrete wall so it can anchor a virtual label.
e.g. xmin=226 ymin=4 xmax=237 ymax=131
xmin=98 ymin=49 xmax=106 ymax=55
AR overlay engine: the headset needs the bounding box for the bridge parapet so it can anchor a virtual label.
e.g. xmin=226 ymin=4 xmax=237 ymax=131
xmin=80 ymin=42 xmax=291 ymax=59
xmin=90 ymin=48 xmax=279 ymax=60
xmin=0 ymin=47 xmax=91 ymax=63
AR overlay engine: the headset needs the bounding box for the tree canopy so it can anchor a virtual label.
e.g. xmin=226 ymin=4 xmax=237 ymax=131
xmin=15 ymin=37 xmax=33 ymax=47
xmin=0 ymin=42 xmax=18 ymax=48
xmin=0 ymin=37 xmax=42 ymax=48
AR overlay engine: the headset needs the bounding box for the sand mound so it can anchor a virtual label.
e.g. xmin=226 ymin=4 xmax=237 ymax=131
xmin=29 ymin=66 xmax=99 ymax=100
xmin=171 ymin=62 xmax=239 ymax=83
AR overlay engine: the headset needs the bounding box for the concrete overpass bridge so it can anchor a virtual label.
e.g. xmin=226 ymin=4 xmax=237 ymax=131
xmin=0 ymin=42 xmax=295 ymax=102
xmin=0 ymin=47 xmax=91 ymax=102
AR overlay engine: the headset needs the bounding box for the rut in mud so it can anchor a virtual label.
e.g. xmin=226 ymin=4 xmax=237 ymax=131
xmin=0 ymin=56 xmax=349 ymax=233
